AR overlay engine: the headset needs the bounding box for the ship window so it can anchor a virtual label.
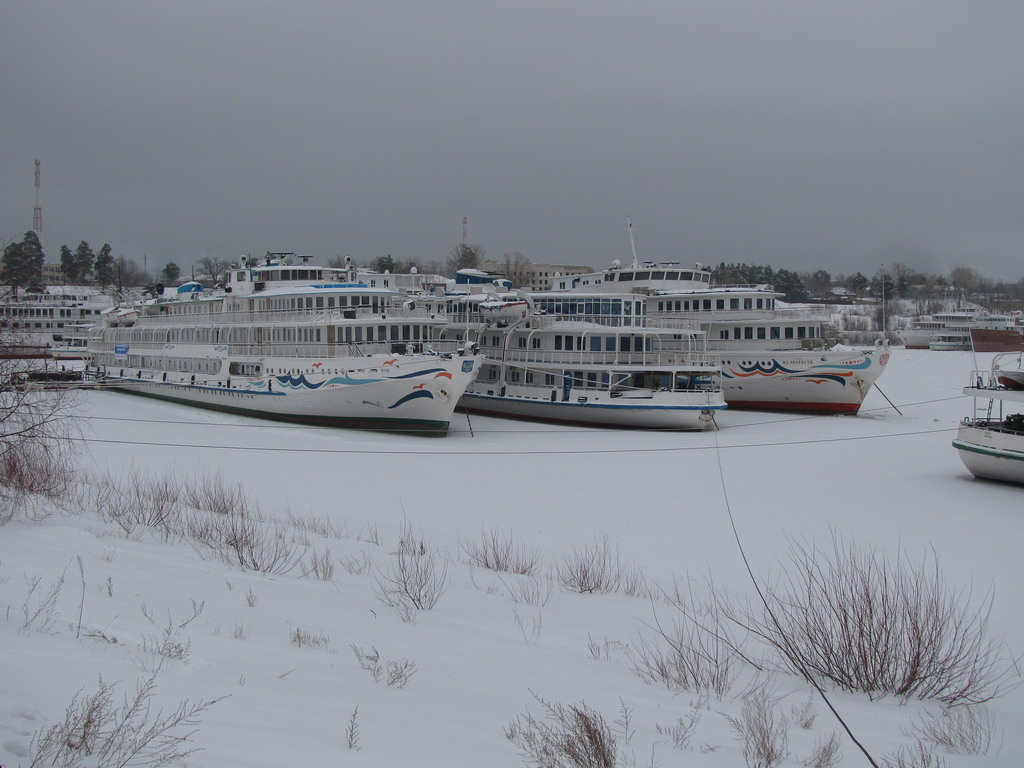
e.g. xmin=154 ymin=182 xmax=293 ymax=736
xmin=619 ymin=272 xmax=633 ymax=281
xmin=589 ymin=336 xmax=600 ymax=351
xmin=544 ymin=374 xmax=555 ymax=386
xmin=785 ymin=327 xmax=794 ymax=339
xmin=680 ymin=271 xmax=692 ymax=281
xmin=797 ymin=327 xmax=806 ymax=338
xmin=731 ymin=298 xmax=740 ymax=310
xmin=531 ymin=337 xmax=541 ymax=349
xmin=716 ymin=299 xmax=725 ymax=309
xmin=519 ymin=337 xmax=527 ymax=348
xmin=554 ymin=336 xmax=562 ymax=350
xmin=770 ymin=327 xmax=780 ymax=339
xmin=620 ymin=337 xmax=631 ymax=352
xmin=744 ymin=298 xmax=753 ymax=309
xmin=651 ymin=271 xmax=664 ymax=280
xmin=635 ymin=272 xmax=650 ymax=280
xmin=757 ymin=299 xmax=764 ymax=309
xmin=666 ymin=272 xmax=679 ymax=280
xmin=744 ymin=327 xmax=753 ymax=339
xmin=757 ymin=327 xmax=766 ymax=339
xmin=720 ymin=330 xmax=729 ymax=339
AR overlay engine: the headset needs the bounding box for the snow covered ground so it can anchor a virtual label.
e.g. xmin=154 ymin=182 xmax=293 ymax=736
xmin=2 ymin=347 xmax=1021 ymax=767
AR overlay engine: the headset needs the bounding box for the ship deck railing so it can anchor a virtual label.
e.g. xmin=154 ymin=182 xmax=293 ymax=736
xmin=484 ymin=347 xmax=716 ymax=369
xmin=130 ymin=304 xmax=444 ymax=327
xmin=647 ymin=306 xmax=833 ymax=324
xmin=90 ymin=338 xmax=471 ymax=360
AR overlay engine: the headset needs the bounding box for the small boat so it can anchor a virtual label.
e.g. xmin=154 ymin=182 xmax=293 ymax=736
xmin=86 ymin=253 xmax=482 ymax=435
xmin=953 ymin=353 xmax=1024 ymax=484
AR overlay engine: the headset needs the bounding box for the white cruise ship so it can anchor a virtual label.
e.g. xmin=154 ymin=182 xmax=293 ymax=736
xmin=86 ymin=254 xmax=482 ymax=435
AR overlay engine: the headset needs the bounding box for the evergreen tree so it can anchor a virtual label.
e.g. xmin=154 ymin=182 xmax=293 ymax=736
xmin=2 ymin=241 xmax=25 ymax=294
xmin=16 ymin=231 xmax=46 ymax=292
xmin=774 ymin=268 xmax=807 ymax=302
xmin=161 ymin=262 xmax=181 ymax=283
xmin=73 ymin=241 xmax=95 ymax=283
xmin=94 ymin=243 xmax=114 ymax=288
xmin=59 ymin=244 xmax=75 ymax=283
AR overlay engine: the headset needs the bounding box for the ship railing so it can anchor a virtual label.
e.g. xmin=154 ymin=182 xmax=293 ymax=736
xmin=133 ymin=304 xmax=444 ymax=327
xmin=648 ymin=306 xmax=832 ymax=323
xmin=704 ymin=337 xmax=831 ymax=351
xmin=487 ymin=347 xmax=717 ymax=369
xmin=88 ymin=338 xmax=471 ymax=360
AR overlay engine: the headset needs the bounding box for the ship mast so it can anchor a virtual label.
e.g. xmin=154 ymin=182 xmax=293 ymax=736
xmin=625 ymin=216 xmax=639 ymax=268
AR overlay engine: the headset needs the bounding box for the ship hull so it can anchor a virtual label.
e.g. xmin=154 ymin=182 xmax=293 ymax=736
xmin=710 ymin=347 xmax=889 ymax=414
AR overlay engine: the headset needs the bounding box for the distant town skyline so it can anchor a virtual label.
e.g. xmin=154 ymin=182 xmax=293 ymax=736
xmin=3 ymin=2 xmax=1022 ymax=282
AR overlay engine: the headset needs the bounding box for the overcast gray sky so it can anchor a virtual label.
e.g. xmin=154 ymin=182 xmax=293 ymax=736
xmin=3 ymin=1 xmax=1022 ymax=281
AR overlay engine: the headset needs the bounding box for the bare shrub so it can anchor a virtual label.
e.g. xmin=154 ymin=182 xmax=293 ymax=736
xmin=285 ymin=511 xmax=347 ymax=540
xmin=339 ymin=550 xmax=374 ymax=576
xmin=724 ymin=685 xmax=788 ymax=768
xmin=181 ymin=470 xmax=248 ymax=517
xmin=460 ymin=527 xmax=541 ymax=575
xmin=1 ymin=439 xmax=77 ymax=499
xmin=735 ymin=535 xmax=1016 ymax=705
xmin=882 ymin=738 xmax=948 ymax=768
xmin=587 ymin=636 xmax=629 ymax=663
xmin=632 ymin=583 xmax=743 ymax=697
xmin=556 ymin=535 xmax=622 ymax=594
xmin=373 ymin=522 xmax=448 ymax=610
xmin=303 ymin=546 xmax=335 ymax=581
xmin=346 ymin=705 xmax=360 ymax=750
xmin=21 ymin=572 xmax=66 ymax=634
xmin=656 ymin=708 xmax=702 ymax=750
xmin=0 ymin=347 xmax=81 ymax=505
xmin=791 ymin=696 xmax=817 ymax=729
xmin=28 ymin=669 xmax=220 ymax=768
xmin=802 ymin=731 xmax=841 ymax=768
xmin=505 ymin=692 xmax=619 ymax=768
xmin=218 ymin=512 xmax=304 ymax=575
xmin=500 ymin=572 xmax=555 ymax=607
xmin=914 ymin=704 xmax=997 ymax=755
xmin=512 ymin=608 xmax=543 ymax=645
xmin=350 ymin=644 xmax=416 ymax=687
xmin=140 ymin=603 xmax=203 ymax=663
xmin=291 ymin=627 xmax=330 ymax=649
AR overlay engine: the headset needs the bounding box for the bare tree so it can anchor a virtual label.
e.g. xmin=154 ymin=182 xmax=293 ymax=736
xmin=502 ymin=251 xmax=532 ymax=287
xmin=446 ymin=243 xmax=484 ymax=276
xmin=194 ymin=255 xmax=233 ymax=287
xmin=0 ymin=329 xmax=81 ymax=506
xmin=107 ymin=255 xmax=150 ymax=299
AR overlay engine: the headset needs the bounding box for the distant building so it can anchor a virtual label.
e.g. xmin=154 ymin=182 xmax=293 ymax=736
xmin=42 ymin=263 xmax=64 ymax=284
xmin=478 ymin=259 xmax=591 ymax=291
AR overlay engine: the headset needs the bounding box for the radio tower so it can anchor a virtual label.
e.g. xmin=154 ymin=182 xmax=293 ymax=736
xmin=32 ymin=159 xmax=43 ymax=236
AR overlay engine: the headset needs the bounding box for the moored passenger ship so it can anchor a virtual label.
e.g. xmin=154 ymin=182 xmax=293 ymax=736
xmin=86 ymin=254 xmax=481 ymax=435
xmin=548 ymin=259 xmax=889 ymax=414
xmin=436 ymin=290 xmax=727 ymax=429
